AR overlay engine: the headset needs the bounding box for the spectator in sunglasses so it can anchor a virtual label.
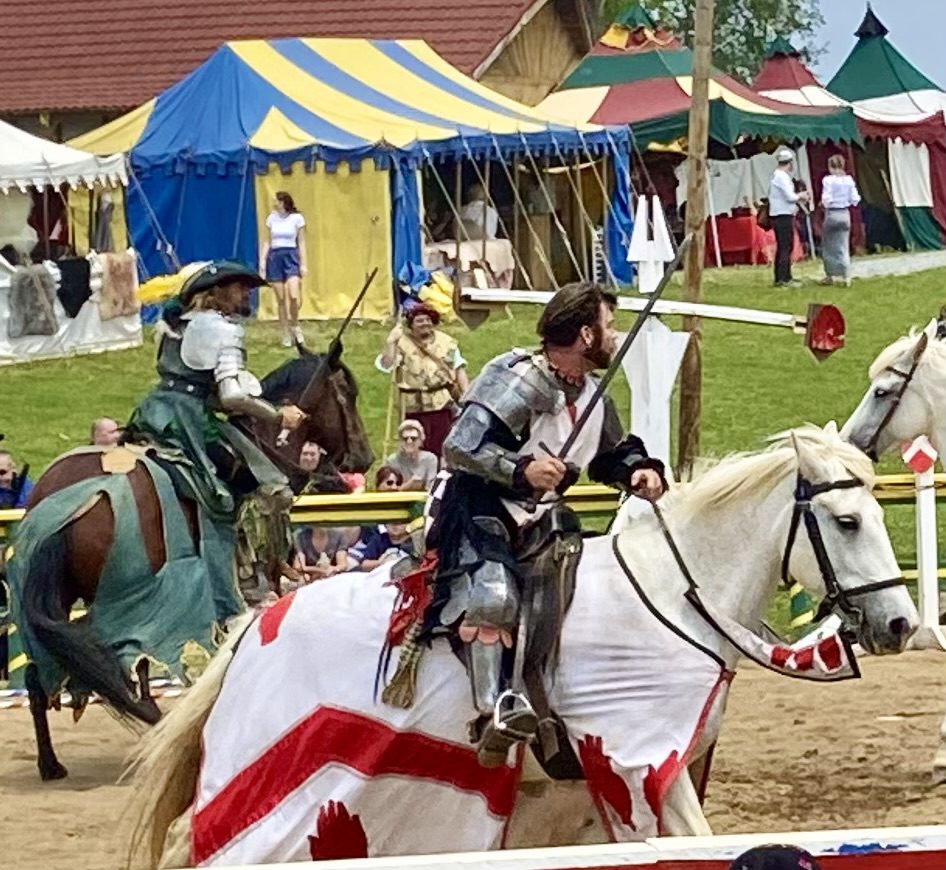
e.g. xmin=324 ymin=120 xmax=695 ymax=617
xmin=386 ymin=420 xmax=439 ymax=492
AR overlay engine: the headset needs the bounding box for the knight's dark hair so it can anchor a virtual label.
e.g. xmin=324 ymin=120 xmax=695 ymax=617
xmin=275 ymin=191 xmax=297 ymax=213
xmin=537 ymin=282 xmax=617 ymax=347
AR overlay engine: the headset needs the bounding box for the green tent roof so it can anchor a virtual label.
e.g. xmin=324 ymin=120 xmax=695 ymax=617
xmin=613 ymin=4 xmax=655 ymax=30
xmin=828 ymin=6 xmax=942 ymax=102
xmin=764 ymin=37 xmax=799 ymax=59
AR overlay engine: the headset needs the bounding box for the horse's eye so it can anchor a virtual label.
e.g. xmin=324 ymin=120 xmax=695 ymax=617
xmin=874 ymin=387 xmax=889 ymax=399
xmin=835 ymin=514 xmax=860 ymax=531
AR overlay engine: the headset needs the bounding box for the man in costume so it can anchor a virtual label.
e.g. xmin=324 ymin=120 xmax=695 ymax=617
xmin=126 ymin=261 xmax=306 ymax=593
xmin=428 ymin=282 xmax=666 ymax=765
xmin=376 ymin=304 xmax=469 ymax=457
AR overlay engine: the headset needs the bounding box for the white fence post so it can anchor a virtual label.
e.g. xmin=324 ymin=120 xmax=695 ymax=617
xmin=904 ymin=437 xmax=946 ymax=651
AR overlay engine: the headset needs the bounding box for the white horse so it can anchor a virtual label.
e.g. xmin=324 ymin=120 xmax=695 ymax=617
xmin=120 ymin=427 xmax=917 ymax=868
xmin=841 ymin=319 xmax=946 ymax=781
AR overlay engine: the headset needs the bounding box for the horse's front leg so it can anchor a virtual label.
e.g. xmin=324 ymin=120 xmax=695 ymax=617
xmin=661 ymin=769 xmax=712 ymax=837
xmin=136 ymin=658 xmax=161 ymax=723
xmin=25 ymin=663 xmax=68 ymax=781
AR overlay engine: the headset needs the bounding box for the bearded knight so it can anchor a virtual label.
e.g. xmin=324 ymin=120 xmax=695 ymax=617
xmin=427 ymin=282 xmax=668 ymax=766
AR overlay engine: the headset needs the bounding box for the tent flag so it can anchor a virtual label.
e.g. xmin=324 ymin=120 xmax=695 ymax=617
xmin=392 ymin=159 xmax=423 ymax=290
xmin=606 ymin=135 xmax=634 ymax=284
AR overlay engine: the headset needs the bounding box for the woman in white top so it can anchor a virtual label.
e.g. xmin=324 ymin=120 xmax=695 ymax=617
xmin=820 ymin=154 xmax=861 ymax=286
xmin=259 ymin=191 xmax=307 ymax=346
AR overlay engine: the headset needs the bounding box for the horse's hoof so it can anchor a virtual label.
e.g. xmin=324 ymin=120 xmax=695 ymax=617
xmin=39 ymin=761 xmax=68 ymax=781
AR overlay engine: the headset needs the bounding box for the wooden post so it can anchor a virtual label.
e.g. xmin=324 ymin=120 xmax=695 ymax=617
xmin=677 ymin=0 xmax=715 ymax=474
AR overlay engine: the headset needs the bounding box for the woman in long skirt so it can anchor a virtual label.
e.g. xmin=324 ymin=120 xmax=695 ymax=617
xmin=820 ymin=154 xmax=861 ymax=285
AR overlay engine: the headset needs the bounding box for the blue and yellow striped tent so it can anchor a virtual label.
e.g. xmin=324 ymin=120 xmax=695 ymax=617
xmin=72 ymin=38 xmax=633 ymax=319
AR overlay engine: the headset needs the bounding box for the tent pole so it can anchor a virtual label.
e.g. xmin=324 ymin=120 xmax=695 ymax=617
xmin=454 ymin=162 xmax=463 ymax=289
xmin=513 ymin=165 xmax=521 ymax=286
xmin=678 ymin=0 xmax=714 ymax=474
xmin=576 ymin=160 xmax=589 ymax=277
xmin=42 ymin=188 xmax=51 ymax=259
xmin=482 ymin=158 xmax=490 ymax=265
xmin=458 ymin=139 xmax=535 ymax=290
xmin=706 ymin=173 xmax=722 ymax=268
xmin=487 ymin=135 xmax=558 ymax=290
xmin=88 ymin=187 xmax=95 ymax=252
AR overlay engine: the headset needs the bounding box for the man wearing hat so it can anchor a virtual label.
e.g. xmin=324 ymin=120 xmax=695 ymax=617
xmin=126 ymin=261 xmax=306 ymax=584
xmin=377 ymin=303 xmax=469 ymax=457
xmin=768 ymin=147 xmax=810 ymax=287
xmin=426 ymin=282 xmax=666 ymax=765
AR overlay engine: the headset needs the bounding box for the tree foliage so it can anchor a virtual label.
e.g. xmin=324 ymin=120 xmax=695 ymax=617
xmin=601 ymin=0 xmax=825 ymax=83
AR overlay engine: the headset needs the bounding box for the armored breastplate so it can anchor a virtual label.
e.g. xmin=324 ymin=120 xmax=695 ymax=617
xmin=156 ymin=331 xmax=215 ymax=393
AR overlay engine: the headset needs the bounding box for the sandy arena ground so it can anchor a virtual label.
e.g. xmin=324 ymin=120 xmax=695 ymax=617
xmin=3 ymin=652 xmax=946 ymax=869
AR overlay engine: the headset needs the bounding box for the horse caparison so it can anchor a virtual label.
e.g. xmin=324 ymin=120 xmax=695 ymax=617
xmin=119 ymin=427 xmax=917 ymax=866
xmin=14 ymin=344 xmax=372 ymax=781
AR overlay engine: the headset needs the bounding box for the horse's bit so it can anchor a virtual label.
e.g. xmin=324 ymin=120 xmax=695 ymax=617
xmin=779 ymin=475 xmax=905 ymax=624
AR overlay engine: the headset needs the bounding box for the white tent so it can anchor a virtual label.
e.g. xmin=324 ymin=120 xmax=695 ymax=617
xmin=0 ymin=117 xmax=125 ymax=194
xmin=0 ymin=120 xmax=138 ymax=365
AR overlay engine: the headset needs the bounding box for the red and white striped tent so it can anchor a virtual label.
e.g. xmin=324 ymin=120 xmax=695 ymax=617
xmin=753 ymin=31 xmax=946 ymax=252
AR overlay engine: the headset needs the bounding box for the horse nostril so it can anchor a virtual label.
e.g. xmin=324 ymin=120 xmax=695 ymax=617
xmin=888 ymin=617 xmax=912 ymax=639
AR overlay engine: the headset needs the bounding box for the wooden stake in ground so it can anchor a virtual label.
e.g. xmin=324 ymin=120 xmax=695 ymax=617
xmin=677 ymin=0 xmax=715 ymax=474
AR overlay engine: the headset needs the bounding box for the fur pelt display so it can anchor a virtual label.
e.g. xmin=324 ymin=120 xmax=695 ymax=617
xmin=8 ymin=265 xmax=58 ymax=337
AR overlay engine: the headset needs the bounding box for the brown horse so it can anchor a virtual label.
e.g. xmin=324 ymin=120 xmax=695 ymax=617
xmin=12 ymin=346 xmax=373 ymax=781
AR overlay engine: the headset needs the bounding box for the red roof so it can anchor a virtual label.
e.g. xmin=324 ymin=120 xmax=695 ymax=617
xmin=0 ymin=0 xmax=548 ymax=114
xmin=752 ymin=54 xmax=822 ymax=94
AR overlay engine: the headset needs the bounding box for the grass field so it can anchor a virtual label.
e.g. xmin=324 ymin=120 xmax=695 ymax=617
xmin=3 ymin=257 xmax=945 ymax=572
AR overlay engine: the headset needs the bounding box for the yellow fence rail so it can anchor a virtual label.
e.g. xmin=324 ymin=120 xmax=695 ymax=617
xmin=1 ymin=473 xmax=942 ymax=535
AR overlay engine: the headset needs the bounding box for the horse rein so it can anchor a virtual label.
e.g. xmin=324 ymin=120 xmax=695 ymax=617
xmin=649 ymin=474 xmax=904 ymax=634
xmin=862 ymin=340 xmax=928 ymax=458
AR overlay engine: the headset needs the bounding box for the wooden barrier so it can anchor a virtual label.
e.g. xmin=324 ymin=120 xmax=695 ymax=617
xmin=174 ymin=825 xmax=946 ymax=869
xmin=1 ymin=474 xmax=942 ymax=533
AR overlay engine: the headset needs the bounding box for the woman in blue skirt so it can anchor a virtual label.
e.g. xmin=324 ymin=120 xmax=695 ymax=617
xmin=260 ymin=191 xmax=307 ymax=346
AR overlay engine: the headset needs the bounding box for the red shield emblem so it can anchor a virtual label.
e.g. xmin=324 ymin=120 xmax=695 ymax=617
xmin=805 ymin=303 xmax=845 ymax=361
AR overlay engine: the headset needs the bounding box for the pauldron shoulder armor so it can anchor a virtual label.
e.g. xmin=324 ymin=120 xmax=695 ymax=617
xmin=461 ymin=351 xmax=564 ymax=436
xmin=180 ymin=310 xmax=245 ymax=375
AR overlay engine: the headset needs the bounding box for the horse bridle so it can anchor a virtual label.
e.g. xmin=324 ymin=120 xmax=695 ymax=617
xmin=862 ymin=337 xmax=929 ymax=459
xmin=780 ymin=475 xmax=905 ymax=624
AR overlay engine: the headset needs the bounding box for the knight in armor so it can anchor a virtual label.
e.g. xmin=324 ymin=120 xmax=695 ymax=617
xmin=428 ymin=282 xmax=666 ymax=766
xmin=126 ymin=261 xmax=306 ymax=592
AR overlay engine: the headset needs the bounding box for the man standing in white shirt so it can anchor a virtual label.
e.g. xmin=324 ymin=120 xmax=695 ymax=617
xmin=768 ymin=148 xmax=809 ymax=287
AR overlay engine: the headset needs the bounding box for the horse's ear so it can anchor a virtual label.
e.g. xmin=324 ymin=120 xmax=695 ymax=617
xmin=791 ymin=430 xmax=823 ymax=482
xmin=915 ymin=328 xmax=931 ymax=359
xmin=823 ymin=420 xmax=839 ymax=439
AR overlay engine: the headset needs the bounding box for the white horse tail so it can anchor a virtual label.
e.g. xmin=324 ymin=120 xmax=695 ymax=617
xmin=121 ymin=612 xmax=255 ymax=870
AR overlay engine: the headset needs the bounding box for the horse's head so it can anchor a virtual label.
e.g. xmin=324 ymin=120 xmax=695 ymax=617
xmin=261 ymin=349 xmax=374 ymax=474
xmin=841 ymin=322 xmax=940 ymax=460
xmin=785 ymin=426 xmax=918 ymax=654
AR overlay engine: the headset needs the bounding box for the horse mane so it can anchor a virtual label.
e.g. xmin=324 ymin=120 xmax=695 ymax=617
xmin=869 ymin=326 xmax=946 ymax=379
xmin=260 ymin=353 xmax=358 ymax=405
xmin=664 ymin=425 xmax=876 ymax=523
